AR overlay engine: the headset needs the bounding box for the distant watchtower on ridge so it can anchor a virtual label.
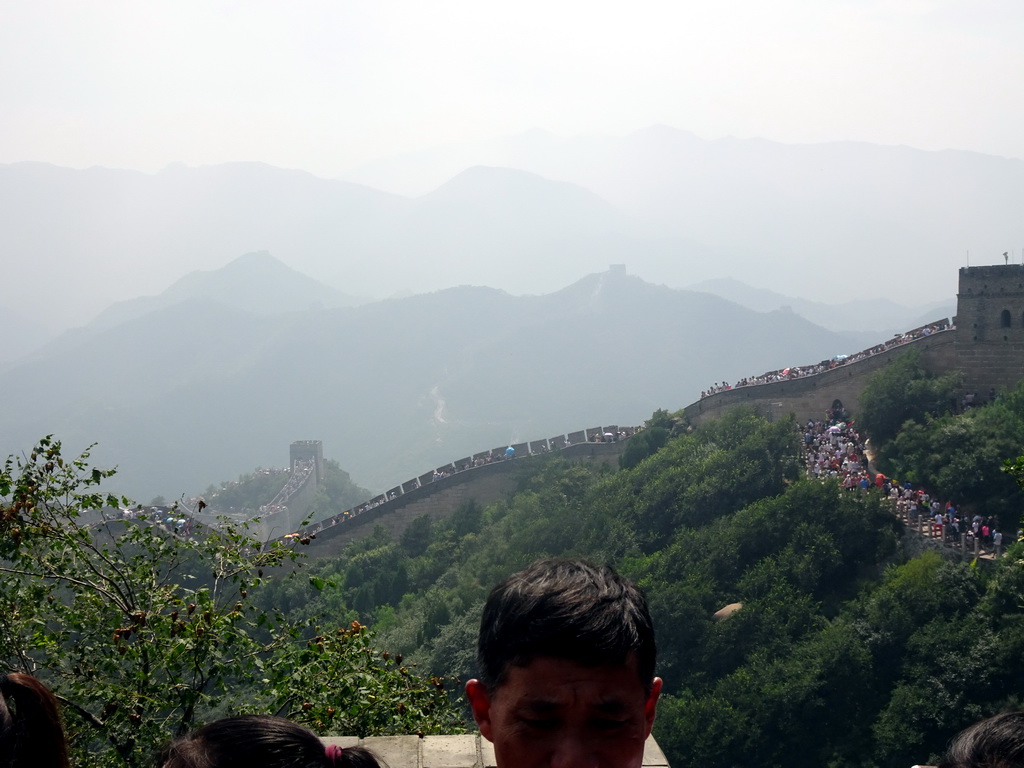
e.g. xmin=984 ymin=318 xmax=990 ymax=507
xmin=956 ymin=265 xmax=1024 ymax=393
xmin=289 ymin=440 xmax=324 ymax=485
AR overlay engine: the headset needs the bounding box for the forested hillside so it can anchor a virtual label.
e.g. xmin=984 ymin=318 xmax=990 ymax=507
xmin=0 ymin=439 xmax=462 ymax=768
xmin=275 ymin=396 xmax=1024 ymax=768
xmin=861 ymin=350 xmax=1024 ymax=525
xmin=0 ymin=265 xmax=868 ymax=501
xmin=7 ymin=372 xmax=1024 ymax=767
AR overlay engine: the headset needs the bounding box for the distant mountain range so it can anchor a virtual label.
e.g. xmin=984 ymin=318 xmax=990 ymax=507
xmin=0 ymin=255 xmax=898 ymax=501
xmin=2 ymin=125 xmax=1001 ymax=500
xmin=685 ymin=277 xmax=955 ymax=336
xmin=0 ymin=159 xmax=693 ymax=333
xmin=343 ymin=125 xmax=1024 ymax=297
xmin=4 ymin=126 xmax=1017 ymax=339
xmin=87 ymin=250 xmax=367 ymax=331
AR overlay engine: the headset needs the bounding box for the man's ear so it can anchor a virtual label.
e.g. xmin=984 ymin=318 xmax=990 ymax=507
xmin=465 ymin=679 xmax=494 ymax=741
xmin=644 ymin=677 xmax=663 ymax=736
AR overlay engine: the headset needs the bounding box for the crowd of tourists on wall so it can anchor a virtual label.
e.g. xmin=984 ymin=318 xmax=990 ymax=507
xmin=702 ymin=318 xmax=953 ymax=399
xmin=802 ymin=413 xmax=1009 ymax=557
xmin=112 ymin=460 xmax=318 ymax=540
xmin=118 ymin=505 xmax=193 ymax=536
xmin=180 ymin=467 xmax=292 ymax=520
xmin=251 ymin=458 xmax=317 ymax=520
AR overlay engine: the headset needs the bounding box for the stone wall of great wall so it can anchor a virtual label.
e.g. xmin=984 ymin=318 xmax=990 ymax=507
xmin=684 ymin=328 xmax=958 ymax=426
xmin=249 ymin=265 xmax=1024 ymax=555
xmin=244 ymin=428 xmax=634 ymax=549
xmin=686 ymin=265 xmax=1024 ymax=427
xmin=273 ymin=471 xmax=320 ymax=534
xmin=297 ymin=440 xmax=628 ymax=557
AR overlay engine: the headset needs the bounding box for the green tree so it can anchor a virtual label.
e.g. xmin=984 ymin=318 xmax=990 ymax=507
xmin=857 ymin=349 xmax=961 ymax=448
xmin=620 ymin=409 xmax=689 ymax=469
xmin=303 ymin=460 xmax=373 ymax=523
xmin=450 ymin=499 xmax=483 ymax=537
xmin=875 ymin=381 xmax=1024 ymax=525
xmin=0 ymin=438 xmax=462 ymax=768
xmin=888 ymin=409 xmax=1024 ymax=521
xmin=204 ymin=468 xmax=292 ymax=512
xmin=604 ymin=408 xmax=801 ymax=550
xmin=401 ymin=514 xmax=433 ymax=557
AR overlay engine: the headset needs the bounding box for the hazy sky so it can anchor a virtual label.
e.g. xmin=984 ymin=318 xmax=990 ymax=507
xmin=4 ymin=0 xmax=1024 ymax=177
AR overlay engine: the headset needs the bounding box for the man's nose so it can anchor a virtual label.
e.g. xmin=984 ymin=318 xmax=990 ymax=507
xmin=550 ymin=735 xmax=597 ymax=768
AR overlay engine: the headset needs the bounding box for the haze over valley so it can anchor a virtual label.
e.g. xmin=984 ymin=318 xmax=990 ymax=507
xmin=1 ymin=0 xmax=1020 ymax=506
xmin=2 ymin=129 xmax=1017 ymax=343
xmin=0 ymin=246 xmax=953 ymax=502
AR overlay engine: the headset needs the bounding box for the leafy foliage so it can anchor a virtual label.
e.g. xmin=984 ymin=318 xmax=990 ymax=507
xmin=857 ymin=349 xmax=962 ymax=447
xmin=303 ymin=460 xmax=374 ymax=523
xmin=289 ymin=404 xmax=1024 ymax=768
xmin=0 ymin=438 xmax=462 ymax=768
xmin=204 ymin=467 xmax=293 ymax=511
xmin=13 ymin=388 xmax=1024 ymax=768
xmin=880 ymin=379 xmax=1024 ymax=528
xmin=619 ymin=408 xmax=687 ymax=469
xmin=605 ymin=408 xmax=802 ymax=550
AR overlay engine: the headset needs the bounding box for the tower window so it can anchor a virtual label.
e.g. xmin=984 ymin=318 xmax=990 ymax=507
xmin=1001 ymin=309 xmax=1012 ymax=328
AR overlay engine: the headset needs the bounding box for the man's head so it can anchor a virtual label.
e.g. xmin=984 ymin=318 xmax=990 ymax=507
xmin=466 ymin=558 xmax=661 ymax=768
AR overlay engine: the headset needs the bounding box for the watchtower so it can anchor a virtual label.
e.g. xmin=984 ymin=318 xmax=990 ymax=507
xmin=289 ymin=440 xmax=324 ymax=485
xmin=956 ymin=265 xmax=1024 ymax=393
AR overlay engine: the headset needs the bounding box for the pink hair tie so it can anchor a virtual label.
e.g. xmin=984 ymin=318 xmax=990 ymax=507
xmin=325 ymin=744 xmax=343 ymax=765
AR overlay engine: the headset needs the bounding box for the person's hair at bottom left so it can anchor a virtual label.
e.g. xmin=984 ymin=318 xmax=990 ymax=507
xmin=155 ymin=715 xmax=385 ymax=768
xmin=0 ymin=672 xmax=70 ymax=768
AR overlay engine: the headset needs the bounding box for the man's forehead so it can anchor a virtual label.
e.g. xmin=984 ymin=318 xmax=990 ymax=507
xmin=514 ymin=695 xmax=635 ymax=713
xmin=495 ymin=655 xmax=649 ymax=701
xmin=507 ymin=651 xmax=642 ymax=676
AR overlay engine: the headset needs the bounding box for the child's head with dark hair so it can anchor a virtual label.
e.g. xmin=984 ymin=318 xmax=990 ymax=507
xmin=0 ymin=673 xmax=70 ymax=768
xmin=156 ymin=715 xmax=383 ymax=768
xmin=475 ymin=558 xmax=657 ymax=692
xmin=939 ymin=710 xmax=1024 ymax=768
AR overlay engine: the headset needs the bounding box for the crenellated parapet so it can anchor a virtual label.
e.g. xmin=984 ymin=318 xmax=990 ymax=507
xmin=278 ymin=436 xmax=631 ymax=555
xmin=685 ymin=326 xmax=958 ymax=426
xmin=689 ymin=265 xmax=1024 ymax=426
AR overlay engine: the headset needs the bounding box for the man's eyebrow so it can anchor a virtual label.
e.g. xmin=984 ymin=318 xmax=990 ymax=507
xmin=515 ymin=700 xmax=561 ymax=713
xmin=593 ymin=700 xmax=631 ymax=714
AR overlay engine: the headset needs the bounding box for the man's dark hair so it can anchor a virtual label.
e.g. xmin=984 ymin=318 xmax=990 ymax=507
xmin=938 ymin=710 xmax=1024 ymax=768
xmin=476 ymin=558 xmax=656 ymax=691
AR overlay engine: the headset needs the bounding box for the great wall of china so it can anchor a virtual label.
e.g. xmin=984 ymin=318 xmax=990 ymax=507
xmin=194 ymin=265 xmax=1024 ymax=557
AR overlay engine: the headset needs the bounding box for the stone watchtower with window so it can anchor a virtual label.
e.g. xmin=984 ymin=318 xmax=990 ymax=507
xmin=956 ymin=265 xmax=1024 ymax=394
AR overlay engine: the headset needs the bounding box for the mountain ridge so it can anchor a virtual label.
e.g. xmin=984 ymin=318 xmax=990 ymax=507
xmin=0 ymin=265 xmax=874 ymax=501
xmin=1 ymin=160 xmax=682 ymax=330
xmin=87 ymin=250 xmax=368 ymax=331
xmin=10 ymin=127 xmax=1019 ymax=337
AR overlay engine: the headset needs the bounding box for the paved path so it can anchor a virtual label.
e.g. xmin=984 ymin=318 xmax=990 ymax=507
xmin=893 ymin=503 xmax=1001 ymax=562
